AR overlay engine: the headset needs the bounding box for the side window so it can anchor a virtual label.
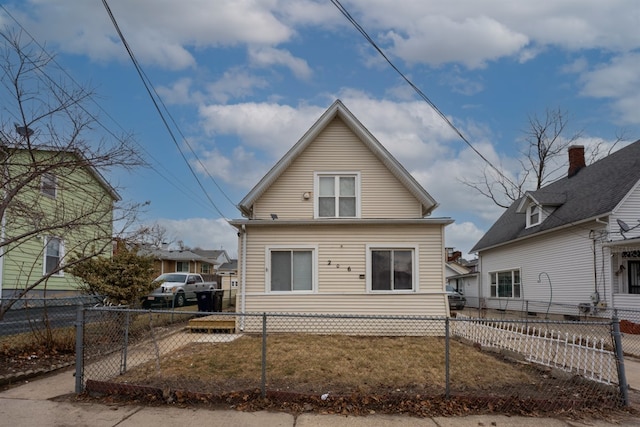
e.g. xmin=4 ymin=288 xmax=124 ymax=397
xmin=41 ymin=173 xmax=57 ymax=198
xmin=44 ymin=237 xmax=64 ymax=276
xmin=489 ymin=269 xmax=521 ymax=298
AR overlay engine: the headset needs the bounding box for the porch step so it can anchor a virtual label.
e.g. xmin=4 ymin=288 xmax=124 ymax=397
xmin=188 ymin=315 xmax=236 ymax=333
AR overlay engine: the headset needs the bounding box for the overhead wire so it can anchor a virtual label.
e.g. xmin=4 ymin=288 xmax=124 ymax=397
xmin=0 ymin=4 xmax=216 ymax=214
xmin=329 ymin=0 xmax=520 ymax=194
xmin=101 ymin=0 xmax=234 ymax=220
xmin=330 ymin=0 xmax=602 ymax=243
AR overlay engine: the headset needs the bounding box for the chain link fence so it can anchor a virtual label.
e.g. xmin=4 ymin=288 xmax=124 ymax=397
xmin=0 ymin=296 xmax=101 ymax=383
xmin=77 ymin=308 xmax=626 ymax=417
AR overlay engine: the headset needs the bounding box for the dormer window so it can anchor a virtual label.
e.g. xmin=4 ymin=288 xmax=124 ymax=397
xmin=526 ymin=204 xmax=541 ymax=228
xmin=315 ymin=172 xmax=360 ymax=218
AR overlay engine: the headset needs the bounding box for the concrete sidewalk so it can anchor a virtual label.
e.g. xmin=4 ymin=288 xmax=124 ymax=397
xmin=1 ymin=368 xmax=640 ymax=427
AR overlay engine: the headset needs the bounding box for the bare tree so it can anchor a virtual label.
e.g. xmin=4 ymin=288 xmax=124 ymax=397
xmin=135 ymin=222 xmax=175 ymax=249
xmin=462 ymin=108 xmax=624 ymax=208
xmin=0 ymin=30 xmax=145 ymax=318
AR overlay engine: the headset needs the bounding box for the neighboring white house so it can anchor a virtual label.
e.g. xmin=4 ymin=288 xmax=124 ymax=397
xmin=230 ymin=100 xmax=454 ymax=323
xmin=446 ymin=255 xmax=479 ymax=307
xmin=471 ymin=142 xmax=640 ymax=317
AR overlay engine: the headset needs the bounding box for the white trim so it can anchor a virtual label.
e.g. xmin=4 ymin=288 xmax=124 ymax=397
xmin=264 ymin=244 xmax=318 ymax=293
xmin=313 ymin=172 xmax=361 ymax=219
xmin=365 ymin=243 xmax=419 ymax=293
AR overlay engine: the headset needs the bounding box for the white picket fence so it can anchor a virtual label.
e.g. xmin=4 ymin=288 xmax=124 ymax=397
xmin=452 ymin=314 xmax=618 ymax=385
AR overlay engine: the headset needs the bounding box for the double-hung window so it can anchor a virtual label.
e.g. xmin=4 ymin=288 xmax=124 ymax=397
xmin=268 ymin=247 xmax=316 ymax=292
xmin=176 ymin=261 xmax=189 ymax=272
xmin=526 ymin=204 xmax=541 ymax=227
xmin=490 ymin=270 xmax=521 ymax=298
xmin=44 ymin=237 xmax=64 ymax=276
xmin=315 ymin=173 xmax=359 ymax=218
xmin=368 ymin=245 xmax=417 ymax=292
xmin=41 ymin=173 xmax=57 ymax=198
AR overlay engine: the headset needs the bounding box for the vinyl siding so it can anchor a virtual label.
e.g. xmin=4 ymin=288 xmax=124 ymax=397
xmin=253 ymin=118 xmax=421 ymax=220
xmin=238 ymin=222 xmax=448 ymax=316
xmin=479 ymin=224 xmax=602 ymax=314
xmin=610 ymin=184 xmax=640 ymax=309
xmin=3 ymin=152 xmax=116 ymax=293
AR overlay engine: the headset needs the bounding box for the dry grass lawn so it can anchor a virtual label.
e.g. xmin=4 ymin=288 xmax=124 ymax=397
xmin=115 ymin=334 xmax=536 ymax=395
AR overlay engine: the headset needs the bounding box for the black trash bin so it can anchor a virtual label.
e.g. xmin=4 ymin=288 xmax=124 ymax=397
xmin=213 ymin=289 xmax=224 ymax=312
xmin=196 ymin=290 xmax=215 ymax=312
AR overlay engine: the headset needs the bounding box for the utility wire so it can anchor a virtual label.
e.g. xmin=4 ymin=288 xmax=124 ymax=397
xmin=330 ymin=0 xmax=604 ymax=244
xmin=101 ymin=0 xmax=232 ymax=220
xmin=330 ymin=0 xmax=520 ymax=193
xmin=0 ymin=4 xmax=215 ymax=212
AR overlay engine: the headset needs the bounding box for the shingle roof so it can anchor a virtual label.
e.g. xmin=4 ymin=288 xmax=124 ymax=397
xmin=218 ymin=260 xmax=238 ymax=271
xmin=472 ymin=139 xmax=640 ymax=252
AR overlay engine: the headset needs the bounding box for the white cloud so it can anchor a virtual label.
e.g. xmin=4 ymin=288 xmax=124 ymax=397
xmin=579 ymin=53 xmax=640 ymax=124
xmin=248 ymin=46 xmax=312 ymax=80
xmin=207 ymin=69 xmax=269 ymax=104
xmin=155 ymin=217 xmax=238 ymax=258
xmin=445 ymin=221 xmax=485 ymax=259
xmin=198 ymin=102 xmax=324 ymax=158
xmin=20 ymin=0 xmax=293 ymax=69
xmin=384 ymin=15 xmax=529 ymax=69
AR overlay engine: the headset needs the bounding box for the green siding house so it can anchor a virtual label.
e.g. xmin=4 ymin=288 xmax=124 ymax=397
xmin=1 ymin=147 xmax=120 ymax=299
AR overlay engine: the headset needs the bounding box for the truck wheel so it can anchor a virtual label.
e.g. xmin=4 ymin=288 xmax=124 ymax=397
xmin=174 ymin=292 xmax=186 ymax=307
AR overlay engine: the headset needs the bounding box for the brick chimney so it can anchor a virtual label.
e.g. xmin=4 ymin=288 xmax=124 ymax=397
xmin=567 ymin=145 xmax=585 ymax=178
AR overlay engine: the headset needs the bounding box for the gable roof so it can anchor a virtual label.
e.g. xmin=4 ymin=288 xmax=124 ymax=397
xmin=472 ymin=139 xmax=640 ymax=252
xmin=237 ymin=99 xmax=438 ymax=217
xmin=2 ymin=144 xmax=120 ymax=201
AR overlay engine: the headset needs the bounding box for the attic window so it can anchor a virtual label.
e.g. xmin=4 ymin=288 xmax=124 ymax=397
xmin=526 ymin=204 xmax=541 ymax=228
xmin=314 ymin=172 xmax=360 ymax=218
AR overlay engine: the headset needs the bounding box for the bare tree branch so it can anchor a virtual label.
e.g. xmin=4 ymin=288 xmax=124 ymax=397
xmin=0 ymin=29 xmax=144 ymax=318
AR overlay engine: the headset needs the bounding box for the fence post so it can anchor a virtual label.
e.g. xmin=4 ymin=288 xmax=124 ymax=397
xmin=611 ymin=315 xmax=629 ymax=406
xmin=74 ymin=304 xmax=84 ymax=394
xmin=120 ymin=310 xmax=131 ymax=374
xmin=261 ymin=312 xmax=267 ymax=398
xmin=445 ymin=316 xmax=450 ymax=398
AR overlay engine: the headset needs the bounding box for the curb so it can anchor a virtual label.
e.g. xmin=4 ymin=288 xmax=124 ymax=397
xmin=0 ymin=362 xmax=75 ymax=388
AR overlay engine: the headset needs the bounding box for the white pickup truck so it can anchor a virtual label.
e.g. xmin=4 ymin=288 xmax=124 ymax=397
xmin=141 ymin=273 xmax=217 ymax=308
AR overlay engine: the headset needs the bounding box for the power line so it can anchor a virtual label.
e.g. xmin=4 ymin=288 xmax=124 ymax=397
xmin=0 ymin=4 xmax=215 ymax=213
xmin=330 ymin=0 xmax=520 ymax=194
xmin=101 ymin=0 xmax=234 ymax=220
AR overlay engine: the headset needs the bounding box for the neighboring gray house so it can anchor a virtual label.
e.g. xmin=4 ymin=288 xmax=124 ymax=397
xmin=472 ymin=142 xmax=640 ymax=316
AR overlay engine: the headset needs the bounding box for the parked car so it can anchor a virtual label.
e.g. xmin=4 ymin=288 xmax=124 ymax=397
xmin=142 ymin=273 xmax=217 ymax=308
xmin=446 ymin=285 xmax=466 ymax=310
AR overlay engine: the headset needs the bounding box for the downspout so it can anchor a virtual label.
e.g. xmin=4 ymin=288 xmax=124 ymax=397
xmin=240 ymin=224 xmax=247 ymax=331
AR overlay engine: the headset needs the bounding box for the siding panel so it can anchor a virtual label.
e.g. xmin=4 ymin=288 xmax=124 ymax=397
xmin=254 ymin=118 xmax=421 ymax=220
xmin=238 ymin=223 xmax=448 ymax=315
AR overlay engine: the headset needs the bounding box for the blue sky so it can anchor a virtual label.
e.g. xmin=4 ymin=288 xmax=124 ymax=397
xmin=2 ymin=1 xmax=640 ymax=259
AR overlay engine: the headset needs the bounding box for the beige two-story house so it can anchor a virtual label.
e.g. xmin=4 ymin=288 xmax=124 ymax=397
xmin=230 ymin=100 xmax=453 ymax=321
